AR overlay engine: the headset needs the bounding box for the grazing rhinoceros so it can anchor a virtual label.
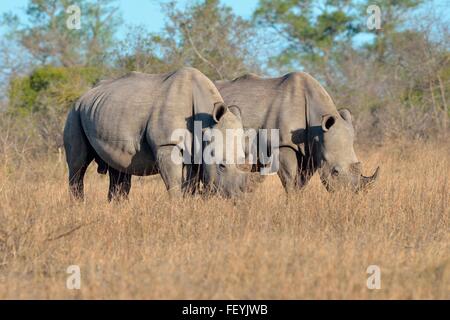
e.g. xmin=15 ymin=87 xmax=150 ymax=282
xmin=215 ymin=72 xmax=379 ymax=193
xmin=63 ymin=67 xmax=252 ymax=200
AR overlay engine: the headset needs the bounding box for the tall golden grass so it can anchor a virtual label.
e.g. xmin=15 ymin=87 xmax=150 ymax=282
xmin=0 ymin=140 xmax=448 ymax=299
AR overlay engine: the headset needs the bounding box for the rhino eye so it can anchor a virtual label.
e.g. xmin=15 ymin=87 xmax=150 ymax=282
xmin=218 ymin=163 xmax=226 ymax=171
xmin=331 ymin=168 xmax=340 ymax=177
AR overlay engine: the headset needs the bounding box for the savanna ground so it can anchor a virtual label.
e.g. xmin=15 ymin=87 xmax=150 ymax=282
xmin=0 ymin=139 xmax=448 ymax=299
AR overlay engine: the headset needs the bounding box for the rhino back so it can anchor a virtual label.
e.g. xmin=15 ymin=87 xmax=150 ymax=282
xmin=75 ymin=68 xmax=222 ymax=173
xmin=216 ymin=72 xmax=338 ymax=148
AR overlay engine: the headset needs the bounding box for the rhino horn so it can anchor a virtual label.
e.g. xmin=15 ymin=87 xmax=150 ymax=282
xmin=359 ymin=166 xmax=380 ymax=190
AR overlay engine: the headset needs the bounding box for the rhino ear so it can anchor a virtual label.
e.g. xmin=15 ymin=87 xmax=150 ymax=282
xmin=339 ymin=108 xmax=352 ymax=123
xmin=212 ymin=102 xmax=227 ymax=123
xmin=321 ymin=114 xmax=336 ymax=132
xmin=227 ymin=105 xmax=242 ymax=120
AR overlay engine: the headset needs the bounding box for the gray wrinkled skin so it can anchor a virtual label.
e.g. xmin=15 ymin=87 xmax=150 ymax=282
xmin=63 ymin=67 xmax=251 ymax=200
xmin=215 ymin=72 xmax=379 ymax=193
xmin=202 ymin=103 xmax=251 ymax=197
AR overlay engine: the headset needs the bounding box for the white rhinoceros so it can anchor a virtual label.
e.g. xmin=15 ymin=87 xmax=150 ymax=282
xmin=63 ymin=67 xmax=252 ymax=200
xmin=215 ymin=72 xmax=379 ymax=192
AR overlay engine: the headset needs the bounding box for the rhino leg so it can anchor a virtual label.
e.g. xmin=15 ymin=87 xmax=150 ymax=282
xmin=297 ymin=156 xmax=315 ymax=189
xmin=157 ymin=145 xmax=183 ymax=197
xmin=68 ymin=164 xmax=91 ymax=201
xmin=182 ymin=164 xmax=201 ymax=195
xmin=108 ymin=167 xmax=132 ymax=201
xmin=64 ymin=109 xmax=94 ymax=201
xmin=277 ymin=147 xmax=299 ymax=193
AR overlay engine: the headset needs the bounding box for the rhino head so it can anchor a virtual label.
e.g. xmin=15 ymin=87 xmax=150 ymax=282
xmin=318 ymin=109 xmax=380 ymax=192
xmin=202 ymin=103 xmax=257 ymax=197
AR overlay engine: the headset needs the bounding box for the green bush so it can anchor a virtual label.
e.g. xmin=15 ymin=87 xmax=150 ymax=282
xmin=8 ymin=65 xmax=105 ymax=117
xmin=6 ymin=65 xmax=107 ymax=151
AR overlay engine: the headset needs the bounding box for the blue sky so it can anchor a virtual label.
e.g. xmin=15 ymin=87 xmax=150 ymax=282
xmin=116 ymin=0 xmax=258 ymax=37
xmin=0 ymin=0 xmax=448 ymax=58
xmin=1 ymin=0 xmax=448 ymax=39
xmin=0 ymin=0 xmax=258 ymax=38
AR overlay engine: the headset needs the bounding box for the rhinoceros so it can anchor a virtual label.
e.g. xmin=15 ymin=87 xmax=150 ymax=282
xmin=215 ymin=72 xmax=379 ymax=192
xmin=63 ymin=67 xmax=252 ymax=200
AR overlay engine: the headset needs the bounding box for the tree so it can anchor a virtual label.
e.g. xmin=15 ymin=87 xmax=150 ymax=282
xmin=334 ymin=5 xmax=449 ymax=139
xmin=155 ymin=0 xmax=261 ymax=80
xmin=112 ymin=25 xmax=170 ymax=75
xmin=253 ymin=0 xmax=450 ymax=140
xmin=6 ymin=65 xmax=104 ymax=149
xmin=254 ymin=0 xmax=360 ymax=82
xmin=111 ymin=0 xmax=260 ymax=80
xmin=2 ymin=0 xmax=121 ymax=67
xmin=359 ymin=0 xmax=423 ymax=61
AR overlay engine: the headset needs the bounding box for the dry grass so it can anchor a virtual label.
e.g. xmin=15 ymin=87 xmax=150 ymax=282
xmin=0 ymin=140 xmax=449 ymax=299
